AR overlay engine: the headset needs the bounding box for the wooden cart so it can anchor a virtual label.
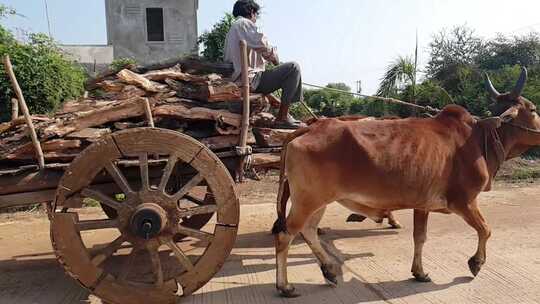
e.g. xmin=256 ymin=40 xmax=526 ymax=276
xmin=0 ymin=41 xmax=275 ymax=303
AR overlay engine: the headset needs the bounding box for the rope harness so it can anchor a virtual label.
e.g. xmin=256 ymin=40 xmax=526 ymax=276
xmin=301 ymin=82 xmax=441 ymax=118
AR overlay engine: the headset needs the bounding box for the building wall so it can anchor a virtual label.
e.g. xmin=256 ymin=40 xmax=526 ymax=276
xmin=105 ymin=0 xmax=198 ymax=65
xmin=61 ymin=45 xmax=114 ymax=74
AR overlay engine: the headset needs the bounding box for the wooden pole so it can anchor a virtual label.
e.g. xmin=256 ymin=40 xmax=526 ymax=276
xmin=11 ymin=98 xmax=19 ymax=120
xmin=3 ymin=55 xmax=45 ymax=169
xmin=142 ymin=98 xmax=155 ymax=128
xmin=237 ymin=40 xmax=251 ymax=182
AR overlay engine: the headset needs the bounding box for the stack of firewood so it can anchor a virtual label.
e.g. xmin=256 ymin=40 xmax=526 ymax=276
xmin=0 ymin=59 xmax=294 ymax=171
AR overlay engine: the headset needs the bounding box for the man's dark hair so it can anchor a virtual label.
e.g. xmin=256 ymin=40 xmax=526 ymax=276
xmin=233 ymin=0 xmax=260 ymax=18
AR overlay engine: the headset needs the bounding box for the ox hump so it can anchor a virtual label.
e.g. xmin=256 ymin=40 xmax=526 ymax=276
xmin=435 ymin=105 xmax=475 ymax=127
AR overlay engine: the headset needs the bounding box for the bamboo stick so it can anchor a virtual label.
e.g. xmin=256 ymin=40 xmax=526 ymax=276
xmin=3 ymin=55 xmax=45 ymax=169
xmin=11 ymin=98 xmax=19 ymax=120
xmin=236 ymin=40 xmax=251 ymax=182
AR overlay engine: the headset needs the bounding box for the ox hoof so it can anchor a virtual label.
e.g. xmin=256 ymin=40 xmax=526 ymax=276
xmin=278 ymin=285 xmax=300 ymax=298
xmin=346 ymin=214 xmax=367 ymax=223
xmin=321 ymin=264 xmax=339 ymax=287
xmin=413 ymin=273 xmax=432 ymax=282
xmin=468 ymin=257 xmax=483 ymax=277
xmin=388 ymin=221 xmax=403 ymax=229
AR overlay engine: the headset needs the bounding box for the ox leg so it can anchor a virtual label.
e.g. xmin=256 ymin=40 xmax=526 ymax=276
xmin=275 ymin=202 xmax=320 ymax=297
xmin=455 ymin=201 xmax=491 ymax=277
xmin=411 ymin=209 xmax=431 ymax=282
xmin=387 ymin=212 xmax=403 ymax=229
xmin=300 ymin=207 xmax=340 ymax=287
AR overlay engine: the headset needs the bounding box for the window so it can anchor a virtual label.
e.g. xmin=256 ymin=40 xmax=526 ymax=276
xmin=146 ymin=8 xmax=164 ymax=42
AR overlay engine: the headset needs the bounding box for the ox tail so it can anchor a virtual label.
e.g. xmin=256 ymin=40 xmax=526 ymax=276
xmin=272 ymin=126 xmax=312 ymax=235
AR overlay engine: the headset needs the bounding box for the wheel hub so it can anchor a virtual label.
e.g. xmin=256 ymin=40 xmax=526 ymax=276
xmin=130 ymin=203 xmax=168 ymax=240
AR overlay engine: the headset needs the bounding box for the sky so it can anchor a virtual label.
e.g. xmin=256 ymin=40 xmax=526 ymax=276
xmin=2 ymin=0 xmax=540 ymax=95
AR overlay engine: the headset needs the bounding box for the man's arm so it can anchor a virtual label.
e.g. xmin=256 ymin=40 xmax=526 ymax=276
xmin=238 ymin=20 xmax=279 ymax=65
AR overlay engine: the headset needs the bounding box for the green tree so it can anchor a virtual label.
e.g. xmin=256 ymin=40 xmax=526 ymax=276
xmin=426 ymin=25 xmax=484 ymax=80
xmin=198 ymin=13 xmax=235 ymax=62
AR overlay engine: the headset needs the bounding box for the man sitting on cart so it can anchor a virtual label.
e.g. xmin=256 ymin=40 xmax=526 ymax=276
xmin=224 ymin=0 xmax=305 ymax=129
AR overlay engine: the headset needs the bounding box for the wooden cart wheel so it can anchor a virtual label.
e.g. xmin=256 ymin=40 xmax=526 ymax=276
xmin=49 ymin=128 xmax=239 ymax=304
xmin=100 ymin=186 xmax=216 ymax=239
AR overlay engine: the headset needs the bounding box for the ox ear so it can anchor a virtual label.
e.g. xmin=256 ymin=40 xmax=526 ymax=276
xmin=477 ymin=117 xmax=502 ymax=129
xmin=500 ymin=106 xmax=519 ymax=123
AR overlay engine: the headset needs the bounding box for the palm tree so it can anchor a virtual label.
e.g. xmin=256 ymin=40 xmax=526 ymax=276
xmin=376 ymin=56 xmax=417 ymax=98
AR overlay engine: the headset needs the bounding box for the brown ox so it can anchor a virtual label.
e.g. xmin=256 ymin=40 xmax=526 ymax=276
xmin=272 ymin=68 xmax=540 ymax=297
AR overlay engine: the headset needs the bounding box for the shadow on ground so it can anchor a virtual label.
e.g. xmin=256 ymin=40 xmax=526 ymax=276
xmin=0 ymin=227 xmax=472 ymax=304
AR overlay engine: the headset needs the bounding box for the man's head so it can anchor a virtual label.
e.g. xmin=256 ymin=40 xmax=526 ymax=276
xmin=233 ymin=0 xmax=261 ymax=22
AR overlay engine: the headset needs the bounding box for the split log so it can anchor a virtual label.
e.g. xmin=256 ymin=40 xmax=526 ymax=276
xmin=117 ymin=69 xmax=168 ymax=93
xmin=252 ymin=128 xmax=295 ymax=147
xmin=6 ymin=139 xmax=81 ymax=159
xmin=114 ymin=121 xmax=148 ymax=130
xmin=251 ymin=153 xmax=281 ymax=169
xmin=0 ymin=117 xmax=27 ymax=134
xmin=251 ymin=112 xmax=276 ymax=128
xmin=66 ymin=128 xmax=111 ymax=140
xmin=59 ymin=100 xmax=118 ymax=115
xmin=153 ymin=104 xmax=241 ymax=128
xmin=96 ymin=80 xmax=125 ymax=93
xmin=43 ymin=97 xmax=149 ymax=138
xmin=143 ymin=64 xmax=222 ymax=83
xmin=178 ymin=81 xmax=242 ymax=102
xmin=85 ymin=64 xmax=137 ymax=90
xmin=200 ymin=133 xmax=256 ymax=150
xmin=138 ymin=57 xmax=234 ymax=77
xmin=116 ymin=85 xmax=147 ymax=100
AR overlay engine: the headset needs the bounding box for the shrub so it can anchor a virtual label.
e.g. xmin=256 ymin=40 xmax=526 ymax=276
xmin=109 ymin=57 xmax=137 ymax=72
xmin=0 ymin=30 xmax=86 ymax=122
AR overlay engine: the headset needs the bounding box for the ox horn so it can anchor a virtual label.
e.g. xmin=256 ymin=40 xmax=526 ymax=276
xmin=509 ymin=67 xmax=528 ymax=100
xmin=485 ymin=73 xmax=500 ymax=100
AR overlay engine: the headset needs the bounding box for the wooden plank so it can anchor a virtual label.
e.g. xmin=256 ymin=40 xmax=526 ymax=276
xmin=0 ymin=189 xmax=56 ymax=208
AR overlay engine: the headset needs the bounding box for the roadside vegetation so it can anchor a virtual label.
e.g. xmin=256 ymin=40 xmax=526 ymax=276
xmin=0 ymin=4 xmax=86 ymax=122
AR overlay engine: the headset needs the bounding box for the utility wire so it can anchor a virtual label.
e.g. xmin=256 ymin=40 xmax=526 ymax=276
xmin=301 ymin=82 xmax=441 ymax=114
xmin=43 ymin=0 xmax=52 ymax=37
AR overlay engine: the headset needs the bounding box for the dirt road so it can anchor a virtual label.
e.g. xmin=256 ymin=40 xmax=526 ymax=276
xmin=1 ymin=177 xmax=539 ymax=304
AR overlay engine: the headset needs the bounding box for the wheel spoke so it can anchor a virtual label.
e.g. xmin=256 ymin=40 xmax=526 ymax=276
xmin=91 ymin=235 xmax=127 ymax=266
xmin=176 ymin=224 xmax=214 ymax=243
xmin=158 ymin=154 xmax=179 ymax=192
xmin=166 ymin=240 xmax=194 ymax=271
xmin=184 ymin=194 xmax=205 ymax=205
xmin=139 ymin=153 xmax=150 ymax=191
xmin=77 ymin=219 xmax=118 ymax=231
xmin=147 ymin=245 xmax=164 ymax=287
xmin=178 ymin=205 xmax=218 ymax=219
xmin=105 ymin=161 xmax=134 ymax=195
xmin=118 ymin=246 xmax=138 ymax=282
xmin=171 ymin=173 xmax=204 ymax=201
xmin=81 ymin=188 xmax=123 ymax=211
